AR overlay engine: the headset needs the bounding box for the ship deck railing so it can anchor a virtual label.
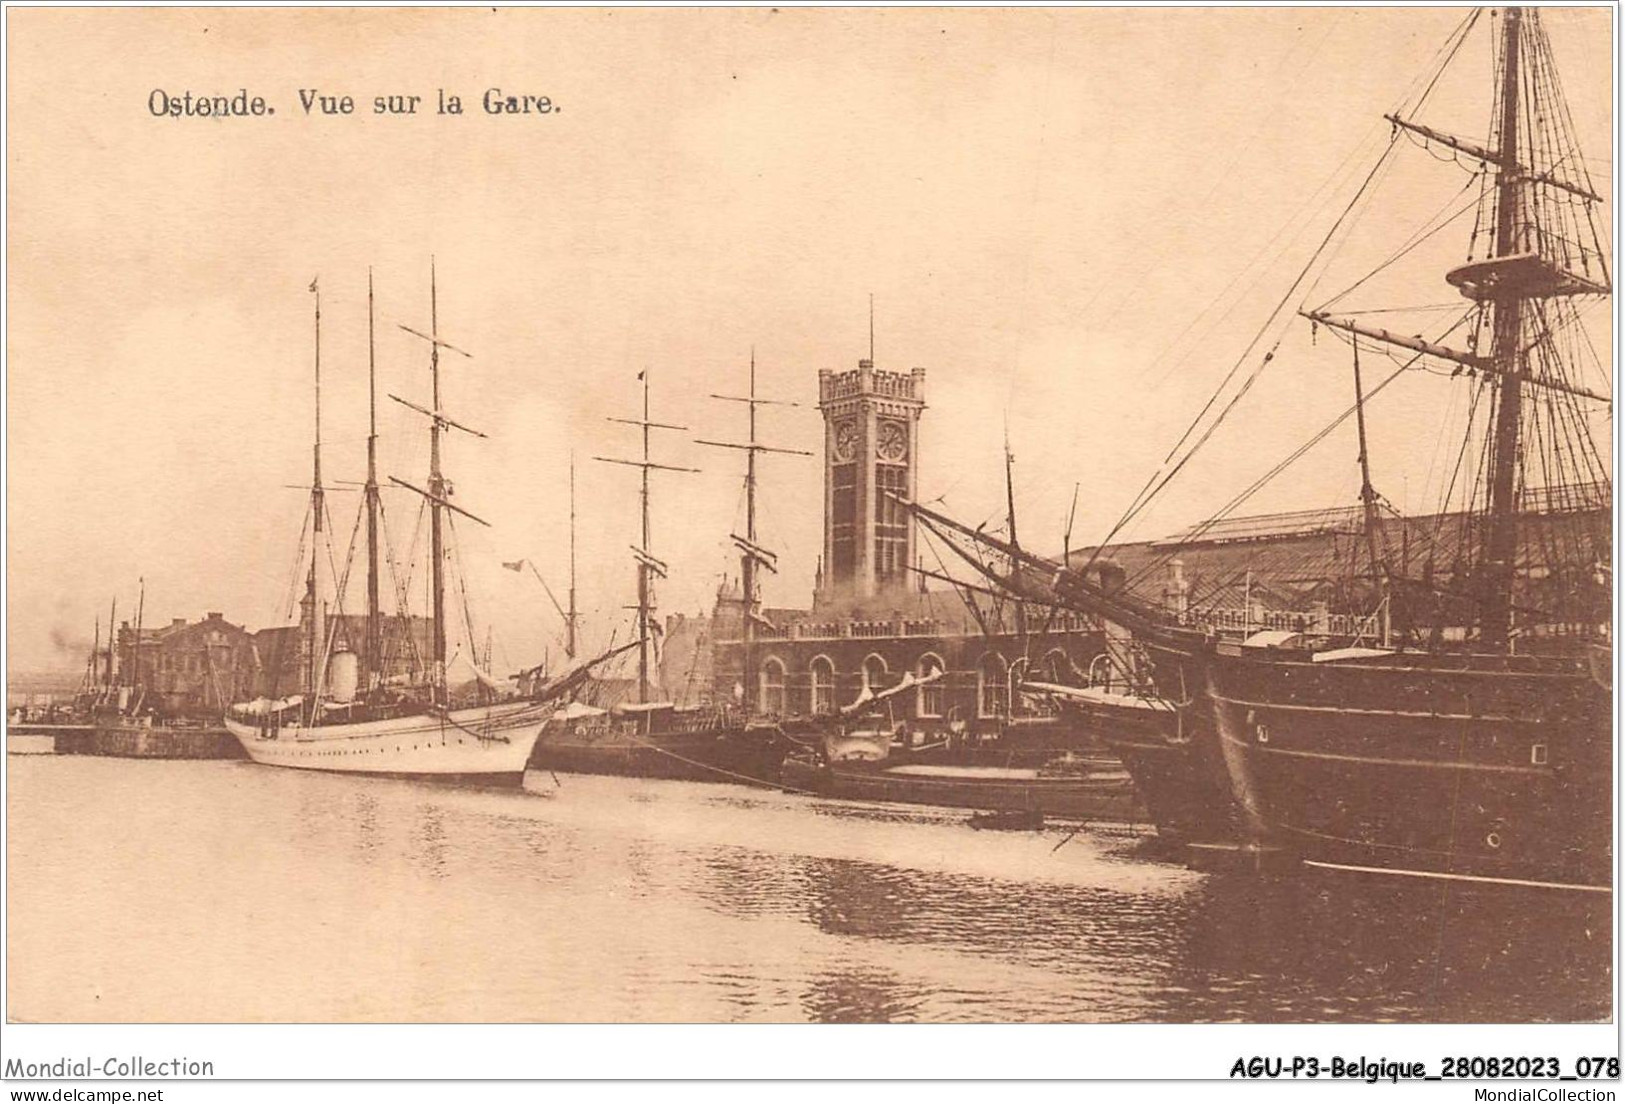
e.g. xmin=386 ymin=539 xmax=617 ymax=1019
xmin=733 ymin=612 xmax=1099 ymax=645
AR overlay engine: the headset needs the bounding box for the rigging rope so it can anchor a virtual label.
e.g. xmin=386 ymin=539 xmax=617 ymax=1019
xmin=1077 ymin=128 xmax=1408 ymax=579
xmin=1124 ymin=311 xmax=1477 ymax=594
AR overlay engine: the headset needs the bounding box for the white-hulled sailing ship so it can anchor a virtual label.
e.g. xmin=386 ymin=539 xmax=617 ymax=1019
xmin=224 ymin=268 xmax=555 ymax=783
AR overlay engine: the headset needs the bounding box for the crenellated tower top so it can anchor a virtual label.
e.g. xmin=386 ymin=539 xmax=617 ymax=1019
xmin=814 ymin=358 xmax=927 ymax=611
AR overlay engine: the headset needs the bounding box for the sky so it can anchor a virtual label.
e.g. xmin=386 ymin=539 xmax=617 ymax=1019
xmin=6 ymin=6 xmax=1613 ymax=677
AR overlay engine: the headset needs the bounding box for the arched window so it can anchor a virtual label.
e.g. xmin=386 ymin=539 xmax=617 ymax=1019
xmin=759 ymin=657 xmax=787 ymax=716
xmin=1088 ymin=652 xmax=1116 ymax=691
xmin=862 ymin=653 xmax=890 ymax=693
xmin=916 ymin=653 xmax=945 ymax=718
xmin=810 ymin=656 xmax=836 ymax=716
xmin=1043 ymin=648 xmax=1073 ymax=685
xmin=977 ymin=652 xmax=1008 ymax=719
xmin=1008 ymin=657 xmax=1031 ymax=716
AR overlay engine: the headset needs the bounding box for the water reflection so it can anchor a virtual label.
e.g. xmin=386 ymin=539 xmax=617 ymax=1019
xmin=350 ymin=791 xmax=380 ymax=857
xmin=801 ymin=964 xmax=923 ymax=1023
xmin=6 ymin=757 xmax=1611 ymax=1023
xmin=415 ymin=803 xmax=448 ymax=879
xmin=668 ymin=828 xmax=1608 ymax=1022
xmin=1161 ymin=874 xmax=1612 ymax=1022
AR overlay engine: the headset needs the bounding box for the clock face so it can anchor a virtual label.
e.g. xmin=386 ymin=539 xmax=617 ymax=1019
xmin=834 ymin=420 xmax=858 ymax=462
xmin=877 ymin=420 xmax=908 ymax=462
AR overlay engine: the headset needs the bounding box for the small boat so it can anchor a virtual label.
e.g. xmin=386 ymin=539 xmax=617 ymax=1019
xmin=784 ymin=673 xmax=1145 ymax=823
xmin=968 ymin=808 xmax=1045 ymax=832
xmin=784 ymin=752 xmax=1143 ymax=821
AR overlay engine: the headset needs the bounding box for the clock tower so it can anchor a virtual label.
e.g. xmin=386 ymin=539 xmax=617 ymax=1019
xmin=815 ymin=357 xmax=927 ymax=610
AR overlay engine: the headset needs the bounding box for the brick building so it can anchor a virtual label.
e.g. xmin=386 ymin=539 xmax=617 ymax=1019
xmin=686 ymin=352 xmax=1107 ymax=735
xmin=249 ymin=613 xmax=436 ymax=699
xmin=117 ymin=612 xmax=256 ymax=718
xmin=117 ymin=610 xmax=437 ymax=719
xmin=671 ymin=350 xmax=1609 ymax=728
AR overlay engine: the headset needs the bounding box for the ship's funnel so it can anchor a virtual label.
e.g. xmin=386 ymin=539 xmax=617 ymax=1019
xmin=325 ymin=650 xmax=359 ymax=704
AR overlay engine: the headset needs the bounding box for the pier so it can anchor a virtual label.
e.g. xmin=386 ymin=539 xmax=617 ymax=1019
xmin=6 ymin=720 xmax=242 ymax=759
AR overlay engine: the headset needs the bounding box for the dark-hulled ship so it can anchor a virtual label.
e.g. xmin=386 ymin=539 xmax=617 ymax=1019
xmin=900 ymin=502 xmax=1246 ymax=847
xmin=1198 ymin=6 xmax=1611 ymax=890
xmin=530 ymin=364 xmax=790 ymax=786
xmin=903 ymin=6 xmax=1613 ymax=893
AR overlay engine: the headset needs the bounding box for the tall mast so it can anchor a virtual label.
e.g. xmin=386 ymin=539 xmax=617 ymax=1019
xmin=1351 ymin=341 xmax=1382 ymax=566
xmin=567 ymin=453 xmax=578 ymax=659
xmin=390 ymin=261 xmax=488 ymax=703
xmin=1298 ymin=6 xmax=1609 ymax=644
xmin=131 ymin=577 xmax=145 ymax=694
xmin=1350 ymin=340 xmax=1391 ymax=645
xmin=365 ymin=269 xmax=381 ymax=689
xmin=104 ymin=596 xmax=116 ymax=691
xmin=1063 ymin=482 xmax=1079 ymax=564
xmin=306 ymin=279 xmax=325 ymax=701
xmin=429 ymin=262 xmax=446 ymax=698
xmin=743 ymin=352 xmax=759 ymax=707
xmin=639 ymin=375 xmax=652 ymax=702
xmin=87 ymin=618 xmax=100 ymax=695
xmin=696 ymin=351 xmax=809 ymax=712
xmin=1480 ymin=6 xmax=1526 ymax=649
xmin=1004 ymin=434 xmax=1019 ymax=552
xmin=594 ymin=370 xmax=696 ymax=709
xmin=1005 ymin=431 xmax=1028 ymax=652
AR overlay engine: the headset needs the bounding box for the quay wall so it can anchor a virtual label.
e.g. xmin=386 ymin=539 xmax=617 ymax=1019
xmin=53 ymin=724 xmax=245 ymax=760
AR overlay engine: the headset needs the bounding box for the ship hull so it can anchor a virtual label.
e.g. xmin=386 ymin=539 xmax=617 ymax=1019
xmin=1207 ymin=650 xmax=1612 ymax=891
xmin=1065 ymin=695 xmax=1239 ymax=846
xmin=530 ymin=717 xmax=788 ymax=786
xmin=223 ymin=700 xmax=547 ymax=784
xmin=905 ymin=714 xmax=1121 ymax=767
xmin=783 ymin=755 xmax=1145 ymax=822
xmin=1083 ymin=643 xmax=1248 ymax=846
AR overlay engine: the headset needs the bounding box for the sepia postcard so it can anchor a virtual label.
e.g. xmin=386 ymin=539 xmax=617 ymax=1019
xmin=3 ymin=2 xmax=1617 ymax=1091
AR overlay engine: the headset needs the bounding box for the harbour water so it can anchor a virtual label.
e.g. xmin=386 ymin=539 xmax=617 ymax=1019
xmin=6 ymin=756 xmax=1610 ymax=1023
